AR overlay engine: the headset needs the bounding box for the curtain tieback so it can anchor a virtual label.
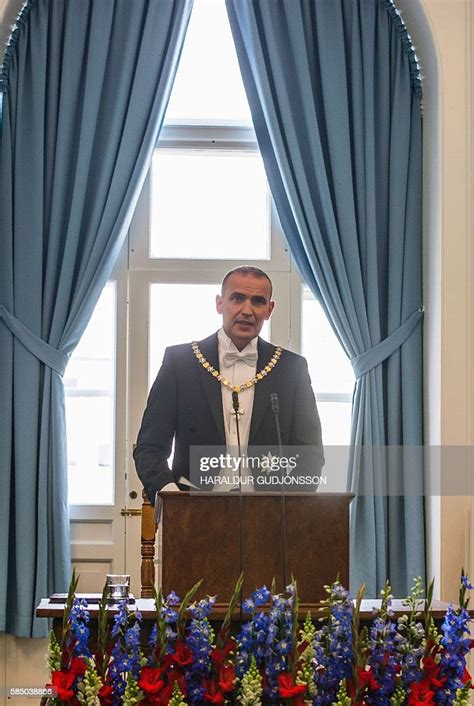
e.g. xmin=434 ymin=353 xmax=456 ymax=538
xmin=0 ymin=304 xmax=69 ymax=376
xmin=351 ymin=307 xmax=424 ymax=379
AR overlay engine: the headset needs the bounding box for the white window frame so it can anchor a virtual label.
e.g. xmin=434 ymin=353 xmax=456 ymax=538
xmin=129 ymin=125 xmax=290 ymax=273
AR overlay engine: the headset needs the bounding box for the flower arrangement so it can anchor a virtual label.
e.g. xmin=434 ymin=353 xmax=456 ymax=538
xmin=44 ymin=572 xmax=473 ymax=705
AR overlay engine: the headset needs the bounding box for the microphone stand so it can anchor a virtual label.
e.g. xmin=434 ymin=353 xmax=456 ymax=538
xmin=270 ymin=392 xmax=283 ymax=457
xmin=271 ymin=392 xmax=287 ymax=588
xmin=232 ymin=390 xmax=244 ymax=605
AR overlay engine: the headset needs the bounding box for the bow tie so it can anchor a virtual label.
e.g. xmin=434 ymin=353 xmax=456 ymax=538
xmin=223 ymin=349 xmax=258 ymax=367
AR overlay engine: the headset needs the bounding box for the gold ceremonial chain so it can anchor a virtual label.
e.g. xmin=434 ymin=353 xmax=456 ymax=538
xmin=191 ymin=342 xmax=283 ymax=393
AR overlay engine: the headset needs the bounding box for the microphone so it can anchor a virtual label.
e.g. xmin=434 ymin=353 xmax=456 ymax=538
xmin=232 ymin=391 xmax=242 ymax=488
xmin=270 ymin=392 xmax=283 ymax=456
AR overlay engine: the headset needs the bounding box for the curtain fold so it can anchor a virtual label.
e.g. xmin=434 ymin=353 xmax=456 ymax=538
xmin=0 ymin=0 xmax=193 ymax=637
xmin=226 ymin=0 xmax=424 ymax=596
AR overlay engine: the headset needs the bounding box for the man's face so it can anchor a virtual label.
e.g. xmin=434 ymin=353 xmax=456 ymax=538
xmin=216 ymin=273 xmax=275 ymax=350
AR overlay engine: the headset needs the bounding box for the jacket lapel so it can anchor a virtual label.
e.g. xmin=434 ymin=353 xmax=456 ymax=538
xmin=197 ymin=333 xmax=225 ymax=442
xmin=249 ymin=338 xmax=277 ymax=443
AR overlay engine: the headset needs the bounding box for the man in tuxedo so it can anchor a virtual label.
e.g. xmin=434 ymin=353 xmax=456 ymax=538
xmin=134 ymin=266 xmax=324 ymax=502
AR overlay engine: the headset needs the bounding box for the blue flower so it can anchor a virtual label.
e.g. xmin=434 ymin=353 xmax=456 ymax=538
xmin=253 ymin=586 xmax=271 ymax=607
xmin=242 ymin=597 xmax=255 ymax=614
xmin=312 ymin=582 xmax=353 ymax=705
xmin=162 ymin=606 xmax=179 ymax=623
xmin=108 ymin=605 xmax=143 ymax=700
xmin=111 ymin=600 xmax=128 ymax=638
xmin=436 ymin=604 xmax=473 ymax=704
xmin=185 ymin=618 xmax=214 ymax=704
xmin=188 ymin=595 xmax=216 ymax=620
xmin=148 ymin=624 xmax=158 ymax=648
xmin=367 ymin=611 xmax=400 ymax=704
xmin=69 ymin=598 xmax=91 ymax=657
xmin=166 ymin=590 xmax=181 ymax=605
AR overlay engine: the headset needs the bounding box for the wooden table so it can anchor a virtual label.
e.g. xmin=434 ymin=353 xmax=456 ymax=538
xmin=36 ymin=595 xmax=456 ymax=624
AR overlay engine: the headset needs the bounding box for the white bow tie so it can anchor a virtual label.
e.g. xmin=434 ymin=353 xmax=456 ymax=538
xmin=223 ymin=349 xmax=258 ymax=367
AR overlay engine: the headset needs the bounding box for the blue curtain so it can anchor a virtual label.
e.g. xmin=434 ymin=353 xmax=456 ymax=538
xmin=0 ymin=0 xmax=193 ymax=637
xmin=226 ymin=0 xmax=424 ymax=596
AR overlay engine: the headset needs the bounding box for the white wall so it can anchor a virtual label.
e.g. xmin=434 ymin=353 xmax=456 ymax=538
xmin=390 ymin=0 xmax=473 ymax=606
xmin=420 ymin=0 xmax=473 ymax=602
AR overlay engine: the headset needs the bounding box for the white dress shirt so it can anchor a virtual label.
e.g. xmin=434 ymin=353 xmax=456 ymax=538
xmin=214 ymin=327 xmax=258 ymax=491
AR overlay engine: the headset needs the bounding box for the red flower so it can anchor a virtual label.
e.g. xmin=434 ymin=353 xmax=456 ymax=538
xmin=202 ymin=677 xmax=225 ymax=703
xmin=61 ymin=644 xmax=74 ymax=665
xmin=218 ymin=663 xmax=236 ymax=693
xmin=47 ymin=670 xmax=75 ymax=702
xmin=161 ymin=653 xmax=174 ymax=671
xmin=422 ymin=656 xmax=446 ymax=689
xmin=277 ymin=673 xmax=307 ymax=699
xmin=462 ymin=668 xmax=474 ymax=686
xmin=69 ymin=657 xmax=87 ymax=677
xmin=210 ymin=638 xmax=235 ymax=667
xmin=138 ymin=666 xmax=165 ymax=695
xmin=293 ymin=695 xmax=309 ymax=706
xmin=98 ymin=683 xmax=114 ymax=705
xmin=141 ymin=684 xmax=173 ymax=706
xmin=357 ymin=666 xmax=379 ymax=691
xmin=168 ymin=667 xmax=187 ymax=695
xmin=408 ymin=680 xmax=436 ymax=705
xmin=170 ymin=641 xmax=194 ymax=667
xmin=346 ymin=677 xmax=355 ymax=698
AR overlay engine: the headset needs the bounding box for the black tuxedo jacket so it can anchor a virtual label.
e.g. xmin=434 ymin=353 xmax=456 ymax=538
xmin=134 ymin=333 xmax=323 ymax=502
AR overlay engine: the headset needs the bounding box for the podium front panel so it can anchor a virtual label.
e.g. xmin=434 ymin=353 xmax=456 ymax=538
xmin=159 ymin=492 xmax=352 ymax=608
xmin=161 ymin=495 xmax=242 ymax=600
xmin=241 ymin=496 xmax=286 ymax=597
xmin=284 ymin=495 xmax=350 ymax=603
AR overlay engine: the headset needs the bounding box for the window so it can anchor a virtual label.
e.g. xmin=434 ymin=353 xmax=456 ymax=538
xmin=149 ymin=150 xmax=269 ymax=260
xmin=164 ymin=0 xmax=251 ymax=124
xmin=64 ymin=283 xmax=116 ymax=505
xmin=301 ymin=288 xmax=354 ymax=445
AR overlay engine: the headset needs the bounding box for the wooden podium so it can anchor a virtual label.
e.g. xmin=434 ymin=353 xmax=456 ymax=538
xmin=148 ymin=491 xmax=353 ymax=612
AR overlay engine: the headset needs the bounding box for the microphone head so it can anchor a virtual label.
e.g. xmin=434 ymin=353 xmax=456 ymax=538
xmin=232 ymin=390 xmax=240 ymax=411
xmin=270 ymin=392 xmax=279 ymax=413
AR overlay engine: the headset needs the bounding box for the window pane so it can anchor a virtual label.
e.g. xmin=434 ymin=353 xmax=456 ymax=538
xmin=65 ymin=283 xmax=116 ymax=505
xmin=149 ymin=283 xmax=269 ymax=387
xmin=316 ymin=401 xmax=353 ymax=446
xmin=165 ymin=0 xmax=252 ymax=124
xmin=150 ymin=151 xmax=270 ymax=260
xmin=302 ymin=292 xmax=355 ymax=394
xmin=301 ymin=288 xmax=354 ymax=446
